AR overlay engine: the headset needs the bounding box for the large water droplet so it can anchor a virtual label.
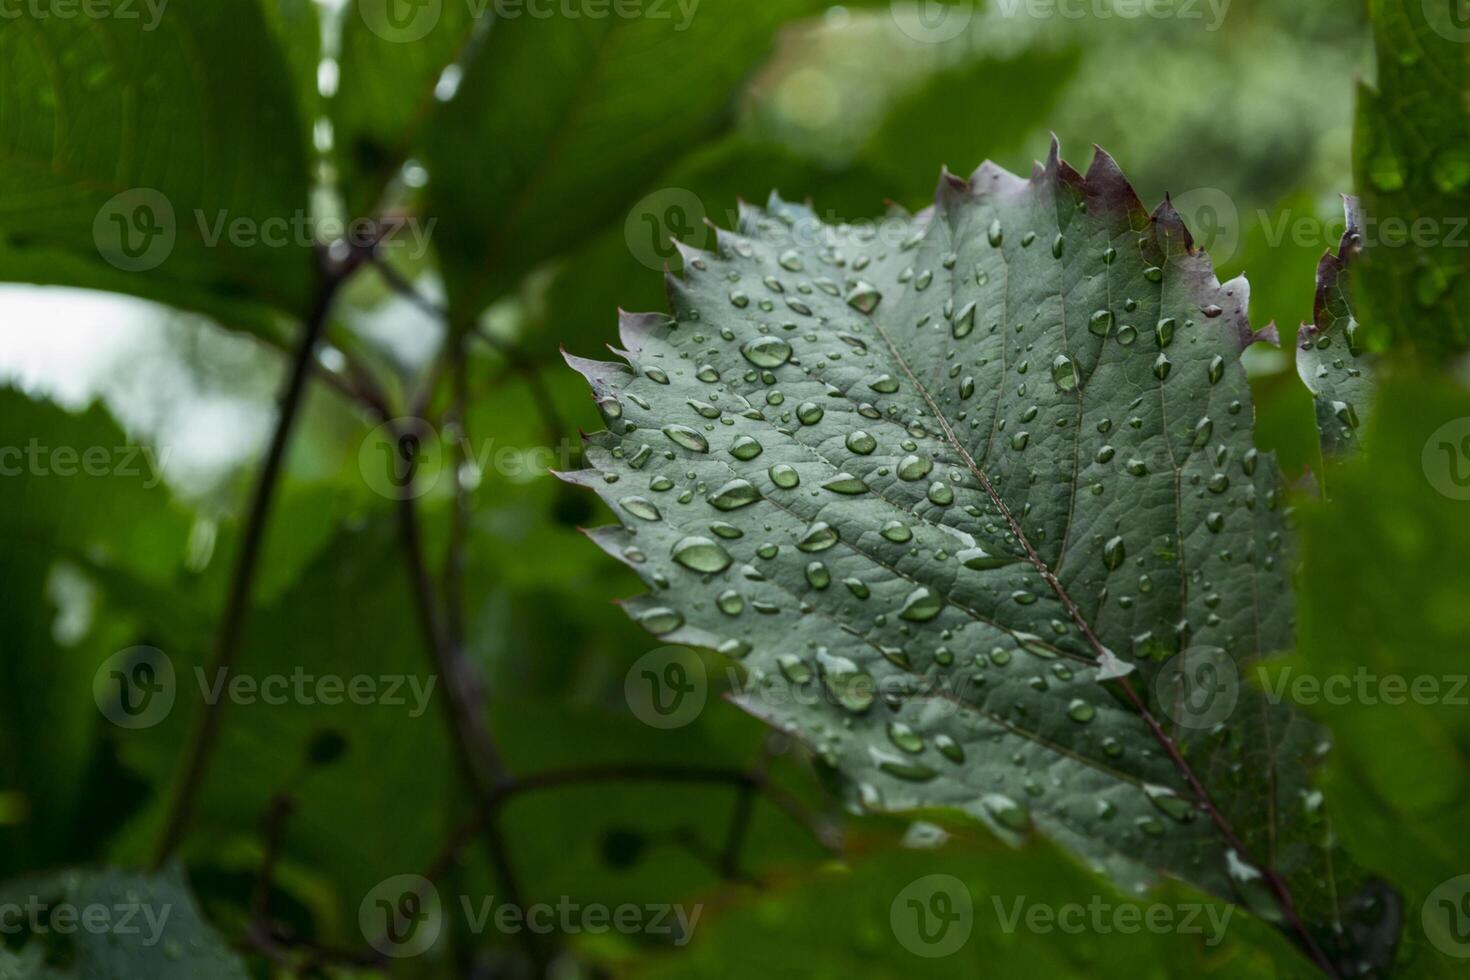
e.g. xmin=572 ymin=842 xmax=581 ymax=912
xmin=619 ymin=496 xmax=660 ymax=521
xmin=672 ymin=536 xmax=733 ymax=573
xmin=741 ymin=336 xmax=792 ymax=368
xmin=729 ymin=436 xmax=763 ymax=461
xmin=898 ymin=587 xmax=943 ymax=622
xmin=798 ymin=522 xmax=839 ymax=552
xmin=662 ymin=425 xmax=709 ymax=453
xmin=708 ymin=479 xmax=760 ymax=510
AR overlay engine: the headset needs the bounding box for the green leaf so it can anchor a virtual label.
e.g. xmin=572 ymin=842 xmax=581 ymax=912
xmin=860 ymin=47 xmax=1080 ymax=209
xmin=562 ymin=142 xmax=1352 ymax=952
xmin=331 ymin=0 xmax=480 ymax=217
xmin=1283 ymin=377 xmax=1470 ymax=975
xmin=630 ymin=834 xmax=1314 ymax=979
xmin=0 ymin=0 xmax=315 ymax=331
xmin=1295 ymin=198 xmax=1375 ymax=461
xmin=424 ymin=0 xmax=855 ymax=320
xmin=0 ymin=866 xmax=248 ymax=978
xmin=0 ymin=389 xmax=189 ymax=873
xmin=1354 ymin=0 xmax=1470 ymax=356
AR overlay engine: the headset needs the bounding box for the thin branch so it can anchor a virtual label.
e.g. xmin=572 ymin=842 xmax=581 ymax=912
xmin=152 ymin=245 xmax=370 ymax=867
xmin=392 ymin=452 xmax=536 ymax=967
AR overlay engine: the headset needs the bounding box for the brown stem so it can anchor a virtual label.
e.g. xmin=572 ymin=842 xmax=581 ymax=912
xmin=152 ymin=247 xmax=367 ymax=868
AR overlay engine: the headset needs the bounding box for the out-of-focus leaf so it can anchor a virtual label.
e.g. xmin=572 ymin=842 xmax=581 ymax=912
xmin=0 ymin=866 xmax=248 ymax=978
xmin=1295 ymin=198 xmax=1375 ymax=461
xmin=628 ymin=832 xmax=1312 ymax=979
xmin=0 ymin=390 xmax=188 ymax=873
xmin=1354 ymin=0 xmax=1470 ymax=356
xmin=562 ymin=141 xmax=1354 ymax=956
xmin=331 ymin=0 xmax=481 ymax=217
xmin=1279 ymin=377 xmax=1470 ymax=976
xmin=0 ymin=0 xmax=315 ymax=333
xmin=425 ymin=1 xmax=860 ymax=320
xmin=263 ymin=0 xmax=325 ymax=148
xmin=860 ymin=48 xmax=1080 ymax=209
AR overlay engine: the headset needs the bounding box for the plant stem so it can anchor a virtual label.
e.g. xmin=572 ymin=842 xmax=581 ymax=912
xmin=152 ymin=248 xmax=362 ymax=868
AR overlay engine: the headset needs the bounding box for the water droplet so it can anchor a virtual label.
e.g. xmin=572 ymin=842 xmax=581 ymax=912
xmin=1052 ymin=354 xmax=1077 ymax=392
xmin=958 ymin=547 xmax=1018 ymax=570
xmin=822 ymin=473 xmax=870 ymax=494
xmin=887 ymin=722 xmax=924 ymax=754
xmin=1144 ymin=783 xmax=1195 ymax=822
xmin=1208 ymin=355 xmax=1225 ymax=385
xmin=1095 ymin=445 xmax=1115 ymax=464
xmin=982 ymin=794 xmax=1030 ymax=831
xmin=769 ymin=463 xmax=800 ymax=488
xmin=1051 ymin=234 xmax=1065 ymax=259
xmin=1144 ymin=265 xmax=1163 ymax=283
xmin=662 ymin=425 xmax=709 ymax=453
xmin=1117 ymin=324 xmax=1137 ymax=346
xmin=935 ymin=734 xmax=964 ymax=763
xmin=672 ymin=536 xmax=733 ymax=573
xmin=988 ymin=219 xmax=1004 ymax=247
xmin=798 ymin=522 xmax=839 ymax=552
xmin=805 ymin=561 xmax=831 ymax=589
xmin=1192 ymin=417 xmax=1213 ymax=449
xmin=846 ymin=281 xmax=882 ymax=313
xmin=741 ymin=336 xmax=792 ymax=368
xmin=729 ymin=436 xmax=763 ymax=460
xmin=1089 ymin=310 xmax=1114 ymax=337
xmin=844 ymin=577 xmax=870 ymax=599
xmin=869 ymin=374 xmax=900 ymax=394
xmin=898 ymin=587 xmax=943 ymax=622
xmin=1155 ymin=317 xmax=1175 ymax=348
xmin=797 ymin=401 xmax=824 ymax=425
xmin=717 ymin=589 xmax=744 ymax=615
xmin=953 ymin=300 xmax=977 ymax=339
xmin=620 ymin=496 xmax=661 ymax=521
xmin=638 ymin=607 xmax=684 ymax=635
xmin=1152 ymin=354 xmax=1172 ymax=381
xmin=1067 ymin=699 xmax=1096 ymax=723
xmin=708 ymin=479 xmax=760 ymax=510
xmin=881 ymin=520 xmax=913 ymax=543
xmin=897 ymin=454 xmax=933 ymax=481
xmin=778 ymin=248 xmax=804 ymax=271
xmin=778 ymin=654 xmax=812 ymax=684
xmin=1103 ymin=536 xmax=1125 ymax=570
xmin=846 ymin=430 xmax=877 ymax=454
xmin=927 ymin=482 xmax=954 ymax=505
